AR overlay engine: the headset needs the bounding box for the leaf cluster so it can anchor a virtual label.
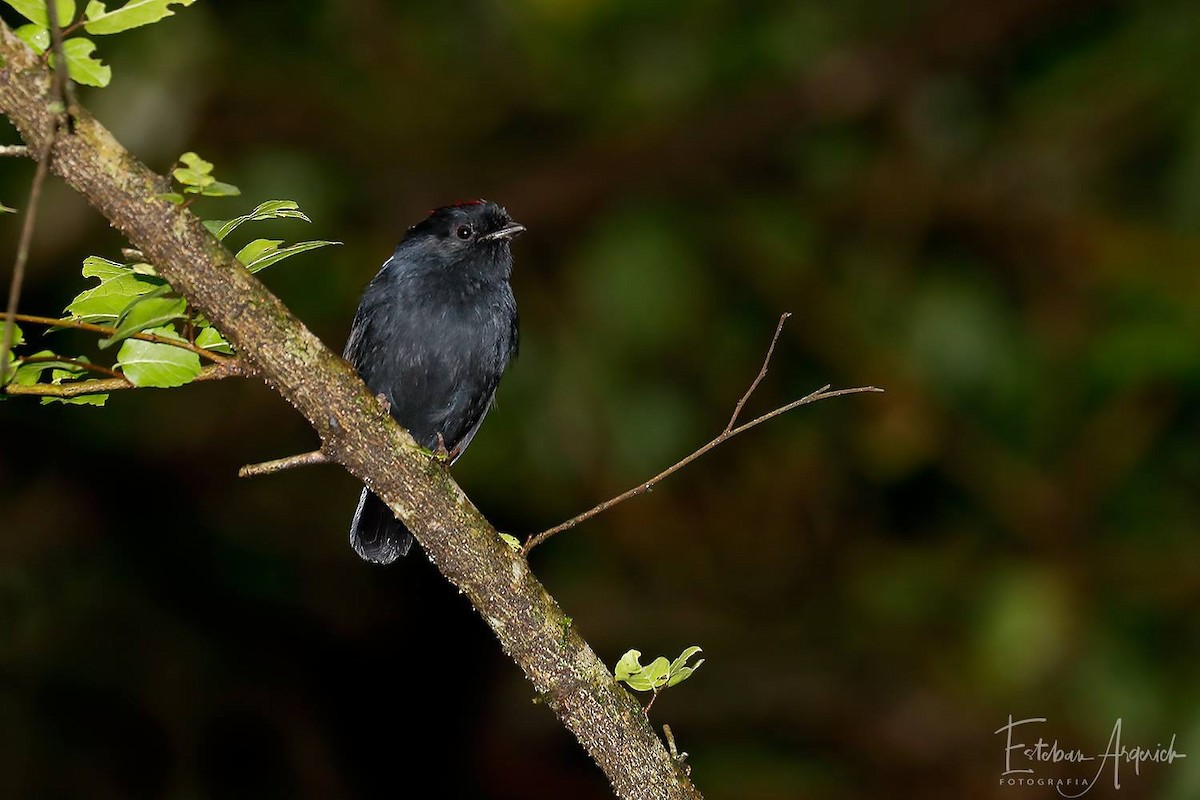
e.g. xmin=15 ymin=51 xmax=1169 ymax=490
xmin=614 ymin=646 xmax=704 ymax=694
xmin=2 ymin=155 xmax=338 ymax=404
xmin=4 ymin=0 xmax=196 ymax=88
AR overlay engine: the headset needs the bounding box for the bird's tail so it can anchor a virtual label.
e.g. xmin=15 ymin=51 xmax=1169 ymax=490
xmin=349 ymin=488 xmax=414 ymax=565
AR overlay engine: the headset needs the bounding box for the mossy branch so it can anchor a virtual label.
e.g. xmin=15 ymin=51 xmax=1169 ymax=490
xmin=0 ymin=20 xmax=700 ymax=800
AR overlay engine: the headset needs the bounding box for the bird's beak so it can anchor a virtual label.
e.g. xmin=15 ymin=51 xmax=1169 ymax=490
xmin=479 ymin=223 xmax=526 ymax=242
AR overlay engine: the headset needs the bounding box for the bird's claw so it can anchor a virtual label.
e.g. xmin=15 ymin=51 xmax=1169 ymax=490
xmin=433 ymin=432 xmax=452 ymax=463
xmin=374 ymin=392 xmax=392 ymax=417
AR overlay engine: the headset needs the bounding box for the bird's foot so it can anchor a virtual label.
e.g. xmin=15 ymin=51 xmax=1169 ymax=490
xmin=374 ymin=392 xmax=392 ymax=417
xmin=432 ymin=432 xmax=452 ymax=463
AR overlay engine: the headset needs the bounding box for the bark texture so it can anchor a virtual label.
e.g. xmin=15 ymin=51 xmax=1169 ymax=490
xmin=0 ymin=23 xmax=700 ymax=800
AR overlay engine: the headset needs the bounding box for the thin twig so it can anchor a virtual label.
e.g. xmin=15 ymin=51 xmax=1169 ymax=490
xmin=522 ymin=315 xmax=883 ymax=553
xmin=3 ymin=361 xmax=241 ymax=398
xmin=18 ymin=353 xmax=126 ymax=380
xmin=0 ymin=1 xmax=72 ymax=385
xmin=726 ymin=311 xmax=790 ymax=434
xmin=238 ymin=449 xmax=329 ymax=478
xmin=0 ymin=145 xmax=30 ymax=158
xmin=45 ymin=1 xmax=78 ymax=115
xmin=1 ymin=312 xmax=233 ymax=364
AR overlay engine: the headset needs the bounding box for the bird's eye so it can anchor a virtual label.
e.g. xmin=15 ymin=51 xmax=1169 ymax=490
xmin=455 ymin=224 xmax=474 ymax=240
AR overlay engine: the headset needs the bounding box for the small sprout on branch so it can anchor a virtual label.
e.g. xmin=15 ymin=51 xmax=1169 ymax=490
xmin=171 ymin=151 xmax=240 ymax=198
xmin=498 ymin=533 xmax=522 ymax=552
xmin=614 ymin=646 xmax=704 ymax=712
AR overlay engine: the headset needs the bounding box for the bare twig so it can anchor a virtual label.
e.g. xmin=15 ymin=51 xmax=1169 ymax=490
xmin=523 ymin=315 xmax=882 ymax=553
xmin=725 ymin=312 xmax=790 ymax=434
xmin=3 ymin=361 xmax=241 ymax=398
xmin=0 ymin=1 xmax=72 ymax=386
xmin=0 ymin=145 xmax=30 ymax=157
xmin=2 ymin=312 xmax=234 ymax=364
xmin=45 ymin=1 xmax=78 ymax=115
xmin=238 ymin=449 xmax=329 ymax=478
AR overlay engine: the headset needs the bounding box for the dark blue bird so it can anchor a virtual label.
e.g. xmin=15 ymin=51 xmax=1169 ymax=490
xmin=344 ymin=200 xmax=522 ymax=564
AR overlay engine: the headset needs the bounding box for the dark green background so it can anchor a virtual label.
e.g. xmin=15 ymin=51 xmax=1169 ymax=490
xmin=3 ymin=1 xmax=1199 ymax=798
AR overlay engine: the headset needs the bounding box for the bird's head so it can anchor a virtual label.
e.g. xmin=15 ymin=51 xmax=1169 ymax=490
xmin=395 ymin=200 xmax=525 ymax=282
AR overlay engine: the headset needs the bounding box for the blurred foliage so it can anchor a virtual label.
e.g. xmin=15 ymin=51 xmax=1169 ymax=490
xmin=3 ymin=0 xmax=1200 ymax=798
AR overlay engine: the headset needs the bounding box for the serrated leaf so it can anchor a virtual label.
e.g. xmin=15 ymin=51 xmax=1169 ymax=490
xmin=83 ymin=0 xmax=193 ymax=34
xmin=66 ymin=256 xmax=160 ymax=322
xmin=50 ymin=37 xmax=110 ymax=87
xmin=205 ymin=200 xmax=311 ymax=241
xmin=13 ymin=23 xmax=49 ymax=54
xmin=99 ymin=294 xmax=186 ymax=348
xmin=238 ymin=239 xmax=340 ymax=273
xmin=194 ymin=325 xmax=233 ymax=355
xmin=41 ymin=393 xmax=108 ymax=406
xmin=2 ymin=0 xmax=75 ymax=27
xmin=116 ymin=326 xmax=199 ymax=387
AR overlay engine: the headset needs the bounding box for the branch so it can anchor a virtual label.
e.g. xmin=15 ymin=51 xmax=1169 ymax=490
xmin=725 ymin=312 xmax=790 ymax=434
xmin=1 ymin=312 xmax=233 ymax=364
xmin=238 ymin=448 xmax=329 ymax=477
xmin=0 ymin=22 xmax=701 ymax=800
xmin=3 ymin=360 xmax=243 ymax=397
xmin=0 ymin=145 xmax=30 ymax=157
xmin=524 ymin=379 xmax=883 ymax=552
xmin=522 ymin=313 xmax=882 ymax=552
xmin=0 ymin=0 xmax=66 ymax=389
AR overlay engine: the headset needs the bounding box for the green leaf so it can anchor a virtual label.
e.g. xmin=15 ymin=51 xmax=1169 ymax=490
xmin=13 ymin=23 xmax=49 ymax=54
xmin=66 ymin=256 xmax=160 ymax=322
xmin=194 ymin=325 xmax=233 ymax=355
xmin=615 ymin=650 xmax=643 ymax=682
xmin=0 ymin=201 xmax=17 ymax=213
xmin=204 ymin=199 xmax=312 ymax=241
xmin=666 ymin=662 xmax=704 ymax=687
xmin=236 ymin=238 xmax=340 ymax=273
xmin=498 ymin=532 xmax=521 ymax=552
xmin=42 ymin=393 xmax=108 ymax=406
xmin=83 ymin=0 xmax=193 ymax=35
xmin=199 ymin=180 xmax=240 ymax=197
xmin=8 ymin=323 xmax=24 ymax=347
xmin=2 ymin=0 xmax=75 ymax=27
xmin=669 ymin=646 xmax=703 ymax=675
xmin=643 ymin=657 xmax=671 ymax=686
xmin=50 ymin=37 xmax=111 ymax=87
xmin=116 ymin=326 xmax=199 ymax=387
xmin=155 ymin=192 xmax=185 ymax=205
xmin=99 ymin=294 xmax=186 ymax=348
xmin=172 ymin=151 xmax=213 ymax=188
xmin=11 ymin=351 xmax=86 ymax=386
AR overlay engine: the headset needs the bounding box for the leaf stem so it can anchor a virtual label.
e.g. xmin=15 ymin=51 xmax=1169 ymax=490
xmin=2 ymin=312 xmax=233 ymax=364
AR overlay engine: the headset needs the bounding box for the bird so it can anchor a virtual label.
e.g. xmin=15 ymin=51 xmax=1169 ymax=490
xmin=343 ymin=200 xmax=523 ymax=564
